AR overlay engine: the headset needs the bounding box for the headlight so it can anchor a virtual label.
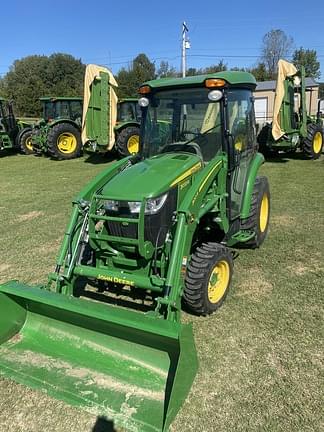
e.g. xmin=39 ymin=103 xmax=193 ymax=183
xmin=138 ymin=97 xmax=149 ymax=107
xmin=145 ymin=193 xmax=168 ymax=215
xmin=103 ymin=199 xmax=118 ymax=212
xmin=128 ymin=201 xmax=141 ymax=213
xmin=103 ymin=193 xmax=168 ymax=215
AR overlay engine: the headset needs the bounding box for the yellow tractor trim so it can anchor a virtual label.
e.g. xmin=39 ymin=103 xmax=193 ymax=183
xmin=259 ymin=193 xmax=269 ymax=233
xmin=127 ymin=134 xmax=139 ymax=154
xmin=313 ymin=131 xmax=322 ymax=154
xmin=57 ymin=132 xmax=77 ymax=154
xmin=25 ymin=136 xmax=33 ymax=152
xmin=208 ymin=260 xmax=230 ymax=304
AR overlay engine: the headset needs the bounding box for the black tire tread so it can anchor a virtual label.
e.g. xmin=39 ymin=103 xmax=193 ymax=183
xmin=183 ymin=242 xmax=233 ymax=316
xmin=19 ymin=129 xmax=33 ymax=155
xmin=302 ymin=123 xmax=323 ymax=159
xmin=47 ymin=122 xmax=82 ymax=160
xmin=115 ymin=126 xmax=140 ymax=158
xmin=240 ymin=176 xmax=270 ymax=248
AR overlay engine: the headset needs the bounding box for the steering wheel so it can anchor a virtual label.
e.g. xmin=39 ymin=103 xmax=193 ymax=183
xmin=181 ymin=130 xmax=197 ymax=139
xmin=161 ymin=142 xmax=203 ymax=159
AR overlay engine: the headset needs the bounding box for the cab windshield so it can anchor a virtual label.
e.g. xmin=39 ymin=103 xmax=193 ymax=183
xmin=43 ymin=100 xmax=82 ymax=121
xmin=117 ymin=101 xmax=141 ymax=122
xmin=141 ymin=88 xmax=223 ymax=162
xmin=44 ymin=101 xmax=56 ymax=120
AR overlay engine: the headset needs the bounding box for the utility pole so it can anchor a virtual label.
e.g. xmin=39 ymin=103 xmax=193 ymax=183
xmin=181 ymin=22 xmax=190 ymax=77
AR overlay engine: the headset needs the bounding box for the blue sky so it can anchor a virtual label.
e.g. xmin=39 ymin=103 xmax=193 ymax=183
xmin=2 ymin=0 xmax=324 ymax=79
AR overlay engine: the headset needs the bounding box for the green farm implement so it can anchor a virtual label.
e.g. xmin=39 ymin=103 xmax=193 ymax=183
xmin=0 ymin=98 xmax=36 ymax=154
xmin=258 ymin=59 xmax=323 ymax=158
xmin=82 ymin=64 xmax=141 ymax=158
xmin=0 ymin=71 xmax=270 ymax=430
xmin=32 ymin=97 xmax=83 ymax=160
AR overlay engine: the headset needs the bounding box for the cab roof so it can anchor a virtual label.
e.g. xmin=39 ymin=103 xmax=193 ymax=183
xmin=40 ymin=97 xmax=83 ymax=102
xmin=143 ymin=71 xmax=256 ymax=90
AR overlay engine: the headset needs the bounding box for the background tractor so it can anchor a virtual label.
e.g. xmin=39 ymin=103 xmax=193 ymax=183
xmin=82 ymin=64 xmax=141 ymax=158
xmin=0 ymin=71 xmax=270 ymax=431
xmin=115 ymin=97 xmax=141 ymax=156
xmin=257 ymin=59 xmax=323 ymax=159
xmin=32 ymin=96 xmax=83 ymax=160
xmin=0 ymin=98 xmax=36 ymax=154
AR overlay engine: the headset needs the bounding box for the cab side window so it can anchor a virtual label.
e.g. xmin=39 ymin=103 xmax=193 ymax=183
xmin=228 ymin=90 xmax=256 ymax=152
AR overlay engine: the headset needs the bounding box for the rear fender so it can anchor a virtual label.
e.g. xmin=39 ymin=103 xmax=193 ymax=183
xmin=114 ymin=121 xmax=140 ymax=133
xmin=49 ymin=119 xmax=80 ymax=130
xmin=240 ymin=152 xmax=265 ymax=219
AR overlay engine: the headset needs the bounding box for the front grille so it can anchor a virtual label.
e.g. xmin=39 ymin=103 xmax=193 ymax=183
xmin=105 ymin=188 xmax=177 ymax=247
xmin=107 ymin=220 xmax=138 ymax=239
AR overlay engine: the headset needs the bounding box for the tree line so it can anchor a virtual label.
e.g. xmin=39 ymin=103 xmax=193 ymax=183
xmin=0 ymin=29 xmax=321 ymax=116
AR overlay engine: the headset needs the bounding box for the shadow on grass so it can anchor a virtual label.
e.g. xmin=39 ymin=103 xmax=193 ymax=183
xmin=264 ymin=150 xmax=322 ymax=163
xmin=0 ymin=149 xmax=20 ymax=158
xmin=92 ymin=416 xmax=116 ymax=432
xmin=75 ymin=277 xmax=155 ymax=313
xmin=84 ymin=152 xmax=117 ymax=165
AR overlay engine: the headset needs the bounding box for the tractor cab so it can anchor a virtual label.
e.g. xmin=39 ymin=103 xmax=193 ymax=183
xmin=32 ymin=97 xmax=83 ymax=159
xmin=117 ymin=98 xmax=142 ymax=124
xmin=138 ymin=73 xmax=258 ymax=219
xmin=0 ymin=98 xmax=18 ymax=137
xmin=41 ymin=97 xmax=83 ymax=125
xmin=138 ymin=74 xmax=257 ymax=165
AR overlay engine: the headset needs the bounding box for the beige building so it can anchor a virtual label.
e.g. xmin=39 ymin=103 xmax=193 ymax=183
xmin=253 ymin=78 xmax=319 ymax=125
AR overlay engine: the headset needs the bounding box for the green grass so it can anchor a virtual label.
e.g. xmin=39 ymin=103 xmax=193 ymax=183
xmin=0 ymin=152 xmax=323 ymax=431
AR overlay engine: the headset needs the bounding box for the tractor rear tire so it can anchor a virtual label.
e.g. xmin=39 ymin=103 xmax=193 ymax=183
xmin=257 ymin=124 xmax=271 ymax=155
xmin=240 ymin=176 xmax=270 ymax=248
xmin=183 ymin=242 xmax=233 ymax=316
xmin=19 ymin=129 xmax=34 ymax=154
xmin=115 ymin=126 xmax=140 ymax=158
xmin=47 ymin=123 xmax=82 ymax=160
xmin=302 ymin=123 xmax=323 ymax=159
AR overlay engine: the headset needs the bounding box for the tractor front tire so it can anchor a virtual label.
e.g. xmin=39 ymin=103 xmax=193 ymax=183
xmin=302 ymin=123 xmax=323 ymax=159
xmin=19 ymin=129 xmax=34 ymax=155
xmin=115 ymin=126 xmax=140 ymax=158
xmin=241 ymin=176 xmax=270 ymax=248
xmin=47 ymin=123 xmax=82 ymax=160
xmin=184 ymin=243 xmax=233 ymax=315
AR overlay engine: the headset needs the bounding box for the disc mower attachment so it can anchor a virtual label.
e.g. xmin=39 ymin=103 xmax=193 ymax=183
xmin=0 ymin=281 xmax=197 ymax=432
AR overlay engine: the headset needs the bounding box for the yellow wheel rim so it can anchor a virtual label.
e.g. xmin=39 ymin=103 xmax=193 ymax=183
xmin=127 ymin=135 xmax=139 ymax=154
xmin=208 ymin=260 xmax=230 ymax=304
xmin=57 ymin=132 xmax=77 ymax=154
xmin=26 ymin=136 xmax=33 ymax=151
xmin=259 ymin=193 xmax=269 ymax=233
xmin=313 ymin=131 xmax=322 ymax=154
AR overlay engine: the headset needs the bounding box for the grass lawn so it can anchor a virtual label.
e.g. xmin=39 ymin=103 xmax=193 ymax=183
xmin=0 ymin=152 xmax=323 ymax=432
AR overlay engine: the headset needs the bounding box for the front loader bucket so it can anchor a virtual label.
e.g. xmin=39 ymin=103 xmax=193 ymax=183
xmin=0 ymin=281 xmax=197 ymax=431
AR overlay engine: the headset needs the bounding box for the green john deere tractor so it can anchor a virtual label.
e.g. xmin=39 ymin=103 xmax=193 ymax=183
xmin=0 ymin=98 xmax=36 ymax=154
xmin=0 ymin=71 xmax=270 ymax=431
xmin=258 ymin=59 xmax=323 ymax=159
xmin=82 ymin=64 xmax=141 ymax=158
xmin=115 ymin=97 xmax=141 ymax=156
xmin=32 ymin=97 xmax=83 ymax=159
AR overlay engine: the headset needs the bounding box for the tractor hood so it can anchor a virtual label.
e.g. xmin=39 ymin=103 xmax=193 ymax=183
xmin=101 ymin=153 xmax=202 ymax=200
